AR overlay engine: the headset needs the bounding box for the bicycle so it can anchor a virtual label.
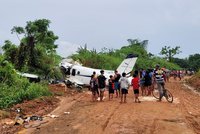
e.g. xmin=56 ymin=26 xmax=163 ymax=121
xmin=152 ymin=84 xmax=173 ymax=103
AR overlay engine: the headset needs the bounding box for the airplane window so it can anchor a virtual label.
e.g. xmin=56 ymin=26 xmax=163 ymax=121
xmin=72 ymin=69 xmax=76 ymax=76
xmin=77 ymin=71 xmax=80 ymax=75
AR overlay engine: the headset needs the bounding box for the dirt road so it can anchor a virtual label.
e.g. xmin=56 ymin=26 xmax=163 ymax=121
xmin=27 ymin=79 xmax=200 ymax=134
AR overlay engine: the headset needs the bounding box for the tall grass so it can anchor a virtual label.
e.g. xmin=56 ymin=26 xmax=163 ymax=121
xmin=0 ymin=81 xmax=51 ymax=109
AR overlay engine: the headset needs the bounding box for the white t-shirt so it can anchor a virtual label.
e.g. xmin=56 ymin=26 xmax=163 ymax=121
xmin=119 ymin=77 xmax=130 ymax=89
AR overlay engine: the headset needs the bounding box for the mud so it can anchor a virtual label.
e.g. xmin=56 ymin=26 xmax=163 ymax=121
xmin=1 ymin=78 xmax=200 ymax=134
xmin=32 ymin=78 xmax=200 ymax=134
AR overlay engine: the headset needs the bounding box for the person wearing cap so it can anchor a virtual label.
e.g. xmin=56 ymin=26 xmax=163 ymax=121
xmin=153 ymin=64 xmax=165 ymax=101
xmin=97 ymin=70 xmax=106 ymax=101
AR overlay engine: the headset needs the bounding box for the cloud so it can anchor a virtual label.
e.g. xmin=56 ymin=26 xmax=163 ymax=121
xmin=56 ymin=41 xmax=80 ymax=58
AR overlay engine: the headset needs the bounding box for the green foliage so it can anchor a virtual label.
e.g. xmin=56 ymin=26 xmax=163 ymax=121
xmin=2 ymin=19 xmax=62 ymax=79
xmin=2 ymin=40 xmax=18 ymax=65
xmin=173 ymin=54 xmax=200 ymax=71
xmin=173 ymin=58 xmax=189 ymax=69
xmin=0 ymin=83 xmax=51 ymax=109
xmin=70 ymin=47 xmax=120 ymax=70
xmin=0 ymin=56 xmax=18 ymax=85
xmin=188 ymin=54 xmax=200 ymax=71
xmin=0 ymin=55 xmax=51 ymax=109
xmin=70 ymin=39 xmax=180 ymax=70
xmin=160 ymin=46 xmax=181 ymax=62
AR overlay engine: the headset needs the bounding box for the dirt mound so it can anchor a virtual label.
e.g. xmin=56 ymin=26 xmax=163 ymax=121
xmin=186 ymin=75 xmax=200 ymax=91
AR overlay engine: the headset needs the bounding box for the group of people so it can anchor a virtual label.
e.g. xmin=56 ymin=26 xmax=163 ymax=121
xmin=90 ymin=70 xmax=124 ymax=102
xmin=90 ymin=64 xmax=168 ymax=103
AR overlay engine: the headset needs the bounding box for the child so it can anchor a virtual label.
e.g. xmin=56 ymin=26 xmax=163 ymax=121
xmin=119 ymin=72 xmax=130 ymax=103
xmin=132 ymin=74 xmax=141 ymax=103
xmin=108 ymin=75 xmax=114 ymax=100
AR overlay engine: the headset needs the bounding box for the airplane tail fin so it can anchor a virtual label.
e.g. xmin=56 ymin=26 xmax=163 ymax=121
xmin=116 ymin=54 xmax=138 ymax=74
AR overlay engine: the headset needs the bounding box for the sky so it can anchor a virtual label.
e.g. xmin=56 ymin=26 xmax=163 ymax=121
xmin=0 ymin=0 xmax=200 ymax=58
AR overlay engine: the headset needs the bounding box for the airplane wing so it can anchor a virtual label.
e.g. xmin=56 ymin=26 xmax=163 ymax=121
xmin=17 ymin=72 xmax=39 ymax=79
xmin=117 ymin=54 xmax=138 ymax=74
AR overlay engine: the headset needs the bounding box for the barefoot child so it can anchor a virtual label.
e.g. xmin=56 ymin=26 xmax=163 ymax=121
xmin=108 ymin=75 xmax=114 ymax=100
xmin=132 ymin=74 xmax=141 ymax=103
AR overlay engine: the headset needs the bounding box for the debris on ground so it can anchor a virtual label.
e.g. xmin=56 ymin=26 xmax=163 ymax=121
xmin=46 ymin=114 xmax=59 ymax=118
xmin=0 ymin=84 xmax=87 ymax=133
xmin=64 ymin=112 xmax=70 ymax=114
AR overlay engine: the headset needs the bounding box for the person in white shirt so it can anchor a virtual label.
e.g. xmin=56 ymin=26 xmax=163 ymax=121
xmin=119 ymin=72 xmax=130 ymax=103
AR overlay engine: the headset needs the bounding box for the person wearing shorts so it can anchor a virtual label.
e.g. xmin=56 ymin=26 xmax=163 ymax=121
xmin=90 ymin=74 xmax=98 ymax=102
xmin=98 ymin=70 xmax=106 ymax=102
xmin=108 ymin=75 xmax=114 ymax=100
xmin=119 ymin=72 xmax=130 ymax=103
xmin=132 ymin=73 xmax=141 ymax=103
xmin=114 ymin=70 xmax=121 ymax=98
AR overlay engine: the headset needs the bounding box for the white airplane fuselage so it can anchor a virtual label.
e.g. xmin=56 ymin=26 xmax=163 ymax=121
xmin=61 ymin=62 xmax=114 ymax=85
xmin=60 ymin=54 xmax=138 ymax=86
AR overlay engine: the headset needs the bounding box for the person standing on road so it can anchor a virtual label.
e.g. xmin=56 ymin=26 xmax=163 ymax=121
xmin=131 ymin=73 xmax=141 ymax=103
xmin=98 ymin=70 xmax=107 ymax=102
xmin=119 ymin=72 xmax=130 ymax=103
xmin=153 ymin=64 xmax=165 ymax=102
xmin=108 ymin=75 xmax=114 ymax=100
xmin=114 ymin=70 xmax=121 ymax=98
xmin=90 ymin=74 xmax=98 ymax=102
xmin=93 ymin=71 xmax=99 ymax=97
xmin=139 ymin=68 xmax=146 ymax=96
xmin=144 ymin=70 xmax=152 ymax=96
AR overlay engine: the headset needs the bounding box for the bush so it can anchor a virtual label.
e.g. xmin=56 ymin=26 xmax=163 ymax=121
xmin=0 ymin=56 xmax=51 ymax=109
xmin=25 ymin=83 xmax=51 ymax=100
xmin=0 ymin=83 xmax=51 ymax=109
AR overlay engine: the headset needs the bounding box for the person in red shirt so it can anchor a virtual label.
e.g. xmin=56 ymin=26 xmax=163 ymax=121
xmin=132 ymin=74 xmax=141 ymax=103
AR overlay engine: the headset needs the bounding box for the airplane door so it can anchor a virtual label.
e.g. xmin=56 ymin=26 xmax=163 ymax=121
xmin=66 ymin=67 xmax=71 ymax=75
xmin=72 ymin=69 xmax=76 ymax=76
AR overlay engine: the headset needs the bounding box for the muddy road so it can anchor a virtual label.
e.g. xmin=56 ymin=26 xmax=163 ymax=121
xmin=26 ymin=79 xmax=200 ymax=134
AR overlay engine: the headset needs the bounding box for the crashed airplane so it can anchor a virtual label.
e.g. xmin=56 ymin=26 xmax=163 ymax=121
xmin=60 ymin=54 xmax=138 ymax=88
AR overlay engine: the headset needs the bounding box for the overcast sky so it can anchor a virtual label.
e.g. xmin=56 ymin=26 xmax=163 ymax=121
xmin=0 ymin=0 xmax=200 ymax=58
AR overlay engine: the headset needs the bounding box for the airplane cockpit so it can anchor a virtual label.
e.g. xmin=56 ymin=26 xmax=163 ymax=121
xmin=66 ymin=67 xmax=71 ymax=75
xmin=60 ymin=65 xmax=79 ymax=77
